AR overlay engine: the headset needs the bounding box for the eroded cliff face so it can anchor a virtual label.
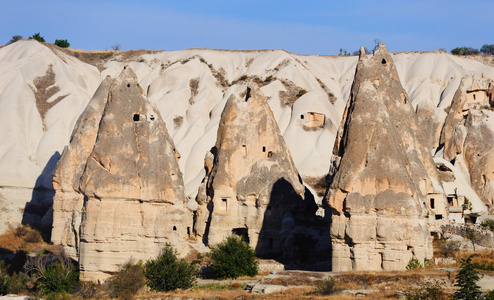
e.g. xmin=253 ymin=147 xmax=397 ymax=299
xmin=53 ymin=66 xmax=193 ymax=281
xmin=325 ymin=44 xmax=445 ymax=271
xmin=440 ymin=75 xmax=494 ymax=211
xmin=195 ymin=83 xmax=318 ymax=257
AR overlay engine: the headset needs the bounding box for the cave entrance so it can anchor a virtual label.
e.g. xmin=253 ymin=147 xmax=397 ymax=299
xmin=232 ymin=228 xmax=249 ymax=244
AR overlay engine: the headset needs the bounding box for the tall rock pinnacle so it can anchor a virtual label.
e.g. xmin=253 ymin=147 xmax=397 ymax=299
xmin=325 ymin=44 xmax=445 ymax=271
xmin=52 ymin=66 xmax=192 ymax=281
xmin=195 ymin=83 xmax=315 ymax=257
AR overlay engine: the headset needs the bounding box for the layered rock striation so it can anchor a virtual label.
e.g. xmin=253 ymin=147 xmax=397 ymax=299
xmin=195 ymin=83 xmax=316 ymax=257
xmin=325 ymin=44 xmax=445 ymax=271
xmin=52 ymin=66 xmax=192 ymax=281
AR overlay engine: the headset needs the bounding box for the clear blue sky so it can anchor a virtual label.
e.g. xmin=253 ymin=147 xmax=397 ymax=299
xmin=1 ymin=0 xmax=493 ymax=55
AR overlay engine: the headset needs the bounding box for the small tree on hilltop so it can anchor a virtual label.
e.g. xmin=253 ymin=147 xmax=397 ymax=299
xmin=8 ymin=35 xmax=22 ymax=44
xmin=54 ymin=39 xmax=70 ymax=48
xmin=210 ymin=235 xmax=258 ymax=279
xmin=454 ymin=256 xmax=481 ymax=300
xmin=28 ymin=33 xmax=45 ymax=43
xmin=481 ymin=44 xmax=494 ymax=55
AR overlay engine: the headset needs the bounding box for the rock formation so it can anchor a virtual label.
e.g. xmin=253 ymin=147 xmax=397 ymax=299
xmin=440 ymin=75 xmax=494 ymax=211
xmin=52 ymin=66 xmax=193 ymax=281
xmin=195 ymin=83 xmax=317 ymax=257
xmin=325 ymin=44 xmax=445 ymax=271
xmin=51 ymin=76 xmax=112 ymax=259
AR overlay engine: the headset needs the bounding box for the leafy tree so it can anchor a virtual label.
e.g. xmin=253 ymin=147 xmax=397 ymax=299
xmin=465 ymin=226 xmax=483 ymax=251
xmin=451 ymin=47 xmax=479 ymax=55
xmin=454 ymin=256 xmax=481 ymax=300
xmin=54 ymin=39 xmax=70 ymax=48
xmin=28 ymin=33 xmax=45 ymax=43
xmin=436 ymin=236 xmax=461 ymax=258
xmin=481 ymin=219 xmax=494 ymax=231
xmin=144 ymin=244 xmax=197 ymax=292
xmin=481 ymin=44 xmax=494 ymax=55
xmin=373 ymin=38 xmax=381 ymax=53
xmin=210 ymin=235 xmax=258 ymax=279
xmin=8 ymin=35 xmax=22 ymax=44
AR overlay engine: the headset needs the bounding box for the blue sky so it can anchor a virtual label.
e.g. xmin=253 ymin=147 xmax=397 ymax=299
xmin=1 ymin=0 xmax=493 ymax=55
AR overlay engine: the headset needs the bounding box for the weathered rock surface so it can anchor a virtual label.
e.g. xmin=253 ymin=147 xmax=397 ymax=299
xmin=195 ymin=83 xmax=317 ymax=257
xmin=51 ymin=76 xmax=112 ymax=259
xmin=440 ymin=75 xmax=494 ymax=211
xmin=53 ymin=66 xmax=193 ymax=281
xmin=325 ymin=45 xmax=445 ymax=271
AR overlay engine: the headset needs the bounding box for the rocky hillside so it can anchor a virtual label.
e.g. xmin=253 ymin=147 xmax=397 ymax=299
xmin=0 ymin=40 xmax=493 ymax=236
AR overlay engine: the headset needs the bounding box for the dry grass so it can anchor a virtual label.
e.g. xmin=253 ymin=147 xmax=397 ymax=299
xmin=0 ymin=225 xmax=53 ymax=254
xmin=278 ymin=79 xmax=306 ymax=107
xmin=302 ymin=175 xmax=329 ymax=197
xmin=189 ymin=77 xmax=200 ymax=105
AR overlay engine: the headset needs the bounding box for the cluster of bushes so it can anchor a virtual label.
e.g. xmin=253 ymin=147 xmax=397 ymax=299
xmin=451 ymin=44 xmax=494 ymax=55
xmin=7 ymin=33 xmax=70 ymax=48
xmin=0 ymin=234 xmax=258 ymax=298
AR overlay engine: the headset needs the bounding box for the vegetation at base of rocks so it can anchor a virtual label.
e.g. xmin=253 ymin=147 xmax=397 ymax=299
xmin=407 ymin=257 xmax=424 ymax=270
xmin=209 ymin=235 xmax=258 ymax=279
xmin=28 ymin=33 xmax=45 ymax=42
xmin=454 ymin=256 xmax=482 ymax=300
xmin=480 ymin=219 xmax=494 ymax=231
xmin=144 ymin=244 xmax=198 ymax=292
xmin=464 ymin=226 xmax=483 ymax=252
xmin=404 ymin=280 xmax=448 ymax=300
xmin=54 ymin=39 xmax=70 ymax=48
xmin=190 ymin=283 xmax=245 ymax=291
xmin=107 ymin=261 xmax=146 ymax=300
xmin=314 ymin=276 xmax=339 ymax=295
xmin=24 ymin=250 xmax=79 ymax=295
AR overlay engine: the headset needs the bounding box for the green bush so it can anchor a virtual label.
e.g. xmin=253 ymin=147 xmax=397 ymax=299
xmin=7 ymin=35 xmax=22 ymax=44
xmin=406 ymin=257 xmax=423 ymax=270
xmin=314 ymin=276 xmax=339 ymax=295
xmin=28 ymin=33 xmax=45 ymax=43
xmin=209 ymin=235 xmax=258 ymax=279
xmin=481 ymin=44 xmax=494 ymax=55
xmin=0 ymin=275 xmax=9 ymax=295
xmin=144 ymin=244 xmax=197 ymax=292
xmin=481 ymin=219 xmax=494 ymax=231
xmin=37 ymin=262 xmax=78 ymax=294
xmin=436 ymin=238 xmax=461 ymax=258
xmin=54 ymin=39 xmax=70 ymax=48
xmin=405 ymin=280 xmax=448 ymax=300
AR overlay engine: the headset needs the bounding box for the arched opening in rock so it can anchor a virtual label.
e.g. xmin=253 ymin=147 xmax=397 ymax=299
xmin=381 ymin=59 xmax=387 ymax=65
xmin=267 ymin=151 xmax=273 ymax=158
xmin=232 ymin=228 xmax=249 ymax=243
xmin=430 ymin=198 xmax=435 ymax=209
xmin=133 ymin=114 xmax=140 ymax=121
xmin=173 ymin=226 xmax=177 ymax=231
xmin=149 ymin=114 xmax=155 ymax=121
xmin=242 ymin=145 xmax=247 ymax=156
xmin=262 ymin=146 xmax=266 ymax=152
xmin=127 ymin=84 xmax=130 ymax=87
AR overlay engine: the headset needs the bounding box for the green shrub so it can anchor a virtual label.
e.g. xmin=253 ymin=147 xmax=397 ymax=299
xmin=484 ymin=289 xmax=494 ymax=300
xmin=406 ymin=257 xmax=423 ymax=270
xmin=24 ymin=251 xmax=78 ymax=295
xmin=107 ymin=261 xmax=145 ymax=299
xmin=28 ymin=33 xmax=45 ymax=43
xmin=37 ymin=262 xmax=78 ymax=294
xmin=481 ymin=44 xmax=494 ymax=55
xmin=0 ymin=275 xmax=10 ymax=295
xmin=7 ymin=272 xmax=30 ymax=294
xmin=54 ymin=39 xmax=70 ymax=48
xmin=455 ymin=256 xmax=481 ymax=300
xmin=7 ymin=35 xmax=22 ymax=44
xmin=75 ymin=281 xmax=99 ymax=299
xmin=481 ymin=219 xmax=494 ymax=231
xmin=210 ymin=235 xmax=258 ymax=279
xmin=314 ymin=276 xmax=339 ymax=295
xmin=404 ymin=280 xmax=448 ymax=300
xmin=144 ymin=244 xmax=197 ymax=292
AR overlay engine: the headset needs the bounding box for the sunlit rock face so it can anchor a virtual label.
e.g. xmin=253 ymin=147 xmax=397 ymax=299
xmin=53 ymin=66 xmax=193 ymax=281
xmin=195 ymin=83 xmax=317 ymax=258
xmin=325 ymin=45 xmax=445 ymax=271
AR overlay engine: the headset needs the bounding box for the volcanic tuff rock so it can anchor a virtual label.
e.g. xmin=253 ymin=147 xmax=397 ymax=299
xmin=325 ymin=44 xmax=445 ymax=271
xmin=195 ymin=83 xmax=317 ymax=257
xmin=51 ymin=76 xmax=112 ymax=259
xmin=53 ymin=66 xmax=193 ymax=281
xmin=440 ymin=75 xmax=494 ymax=211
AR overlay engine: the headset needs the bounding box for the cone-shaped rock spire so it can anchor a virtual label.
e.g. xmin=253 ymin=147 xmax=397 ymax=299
xmin=325 ymin=44 xmax=445 ymax=271
xmin=195 ymin=83 xmax=315 ymax=256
